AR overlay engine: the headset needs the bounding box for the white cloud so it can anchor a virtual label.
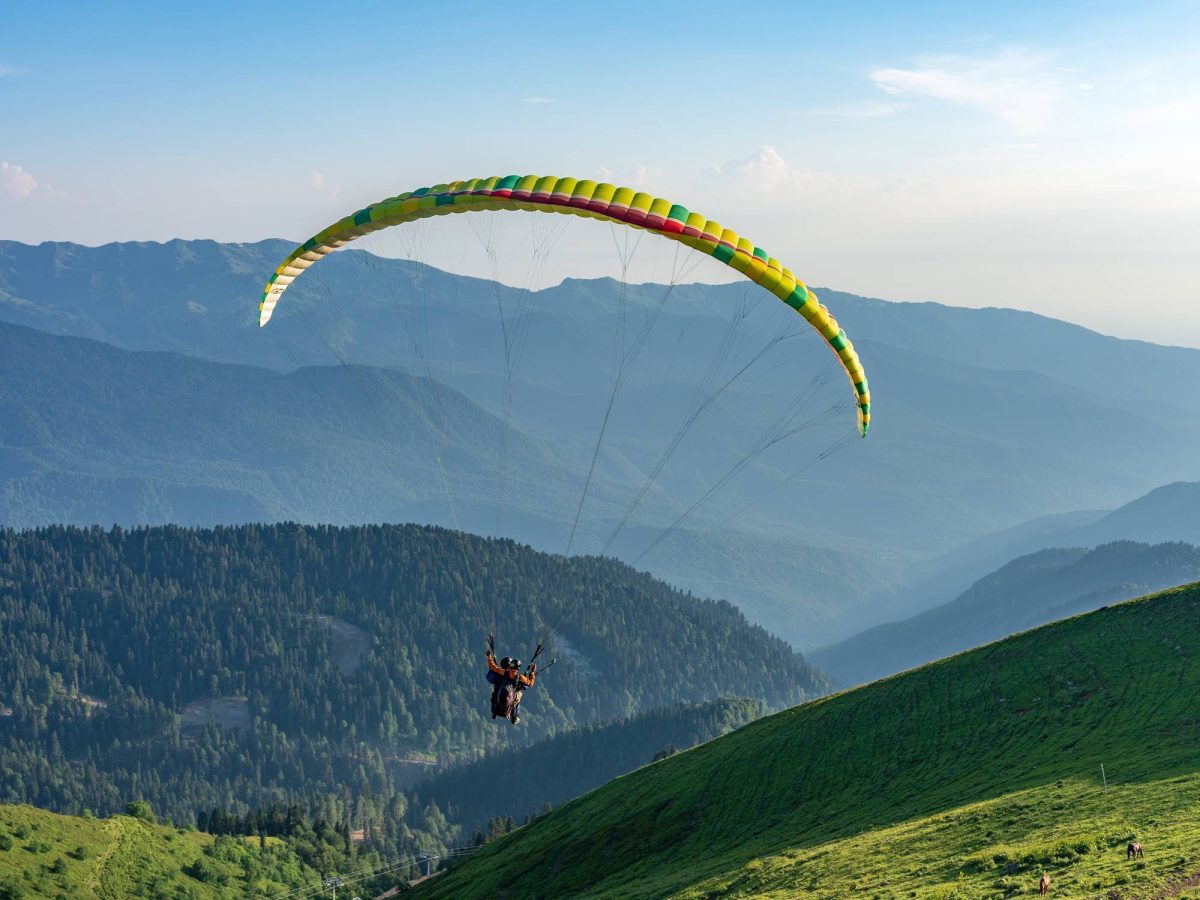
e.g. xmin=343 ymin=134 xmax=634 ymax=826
xmin=0 ymin=62 xmax=22 ymax=77
xmin=871 ymin=49 xmax=1065 ymax=132
xmin=1 ymin=161 xmax=39 ymax=197
xmin=593 ymin=164 xmax=663 ymax=189
xmin=310 ymin=170 xmax=340 ymax=200
xmin=521 ymin=96 xmax=553 ymax=105
xmin=631 ymin=163 xmax=663 ymax=188
xmin=707 ymin=146 xmax=816 ymax=193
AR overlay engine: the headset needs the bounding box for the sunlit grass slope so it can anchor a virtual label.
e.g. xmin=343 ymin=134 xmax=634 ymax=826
xmin=419 ymin=583 xmax=1200 ymax=898
xmin=0 ymin=804 xmax=307 ymax=898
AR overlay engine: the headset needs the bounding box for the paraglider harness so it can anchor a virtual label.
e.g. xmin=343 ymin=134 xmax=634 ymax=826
xmin=486 ymin=634 xmax=553 ymax=723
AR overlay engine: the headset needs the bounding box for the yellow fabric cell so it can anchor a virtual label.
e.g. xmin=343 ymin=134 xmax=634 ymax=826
xmin=770 ymin=276 xmax=797 ymax=301
xmin=726 ymin=251 xmax=753 ymax=274
xmin=571 ymin=180 xmax=598 ymax=202
xmin=648 ymin=197 xmax=673 ymax=218
xmin=626 ymin=192 xmax=652 ymax=213
xmin=551 ymin=177 xmax=578 ymax=197
xmin=757 ymin=265 xmax=784 ymax=293
xmin=590 ymin=183 xmax=617 ymax=204
xmin=609 ymin=186 xmax=636 ymax=209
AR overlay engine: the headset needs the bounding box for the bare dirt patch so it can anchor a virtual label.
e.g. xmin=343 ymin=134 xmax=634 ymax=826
xmin=180 ymin=696 xmax=250 ymax=731
xmin=382 ymin=754 xmax=438 ymax=788
xmin=1151 ymin=870 xmax=1200 ymax=898
xmin=67 ymin=691 xmax=108 ymax=710
xmin=310 ymin=614 xmax=372 ymax=674
xmin=552 ymin=633 xmax=597 ymax=677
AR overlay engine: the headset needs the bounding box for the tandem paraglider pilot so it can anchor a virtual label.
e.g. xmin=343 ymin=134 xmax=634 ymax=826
xmin=486 ymin=642 xmax=537 ymax=725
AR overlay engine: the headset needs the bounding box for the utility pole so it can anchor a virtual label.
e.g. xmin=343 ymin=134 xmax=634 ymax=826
xmin=322 ymin=875 xmax=344 ymax=898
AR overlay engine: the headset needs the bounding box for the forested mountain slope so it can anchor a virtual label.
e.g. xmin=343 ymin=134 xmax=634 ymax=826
xmin=419 ymin=582 xmax=1200 ymax=899
xmin=407 ymin=698 xmax=762 ymax=844
xmin=0 ymin=319 xmax=579 ymax=531
xmin=812 ymin=540 xmax=1200 ymax=686
xmin=0 ymin=523 xmax=822 ymax=830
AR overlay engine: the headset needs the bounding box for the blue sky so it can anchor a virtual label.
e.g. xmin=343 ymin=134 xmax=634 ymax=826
xmin=3 ymin=0 xmax=1199 ymax=344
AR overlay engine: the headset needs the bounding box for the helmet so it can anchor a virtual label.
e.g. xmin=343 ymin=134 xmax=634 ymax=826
xmin=499 ymin=657 xmax=511 ymax=669
xmin=509 ymin=659 xmax=521 ymax=670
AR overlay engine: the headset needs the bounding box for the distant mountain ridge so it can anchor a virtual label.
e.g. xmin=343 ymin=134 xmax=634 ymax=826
xmin=810 ymin=539 xmax=1200 ymax=686
xmin=870 ymin=480 xmax=1200 ymax=623
xmin=1069 ymin=481 xmax=1200 ymax=546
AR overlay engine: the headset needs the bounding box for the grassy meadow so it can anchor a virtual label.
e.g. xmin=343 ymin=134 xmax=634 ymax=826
xmin=0 ymin=804 xmax=305 ymax=899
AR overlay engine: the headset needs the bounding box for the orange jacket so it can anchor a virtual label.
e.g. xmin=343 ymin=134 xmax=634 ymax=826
xmin=487 ymin=650 xmax=535 ymax=687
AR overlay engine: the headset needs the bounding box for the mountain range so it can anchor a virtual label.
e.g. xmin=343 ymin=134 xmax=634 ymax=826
xmin=3 ymin=238 xmax=1199 ymax=646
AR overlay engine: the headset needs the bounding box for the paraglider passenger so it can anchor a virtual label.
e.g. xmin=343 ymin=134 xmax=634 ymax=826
xmin=486 ymin=648 xmax=536 ymax=725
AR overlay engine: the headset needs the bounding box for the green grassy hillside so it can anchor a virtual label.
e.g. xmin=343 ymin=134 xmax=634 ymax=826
xmin=0 ymin=804 xmax=316 ymax=898
xmin=418 ymin=583 xmax=1200 ymax=898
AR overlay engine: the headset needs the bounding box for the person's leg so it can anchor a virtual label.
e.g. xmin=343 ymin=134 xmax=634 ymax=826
xmin=510 ymin=688 xmax=525 ymax=723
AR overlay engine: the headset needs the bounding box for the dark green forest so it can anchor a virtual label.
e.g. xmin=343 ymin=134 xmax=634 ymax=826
xmin=0 ymin=522 xmax=822 ymax=864
xmin=402 ymin=697 xmax=764 ymax=844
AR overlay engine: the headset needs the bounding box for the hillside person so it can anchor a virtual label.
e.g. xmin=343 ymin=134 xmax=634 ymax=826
xmin=486 ymin=647 xmax=536 ymax=725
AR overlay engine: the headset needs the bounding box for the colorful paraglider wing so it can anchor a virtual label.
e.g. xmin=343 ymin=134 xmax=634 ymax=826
xmin=259 ymin=176 xmax=870 ymax=436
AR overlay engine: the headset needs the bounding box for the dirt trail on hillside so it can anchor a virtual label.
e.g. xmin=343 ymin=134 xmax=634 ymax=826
xmin=84 ymin=817 xmax=128 ymax=894
xmin=1148 ymin=870 xmax=1200 ymax=897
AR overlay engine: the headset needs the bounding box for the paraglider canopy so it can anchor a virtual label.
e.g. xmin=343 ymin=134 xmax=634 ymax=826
xmin=259 ymin=174 xmax=871 ymax=437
